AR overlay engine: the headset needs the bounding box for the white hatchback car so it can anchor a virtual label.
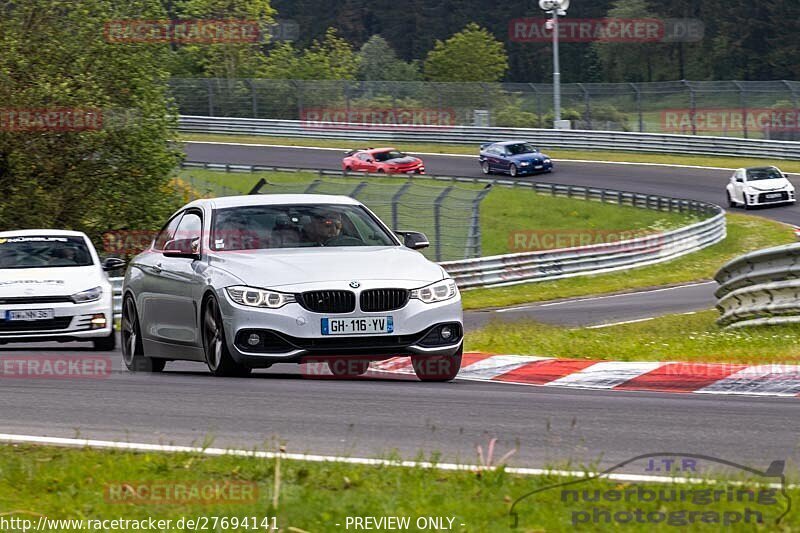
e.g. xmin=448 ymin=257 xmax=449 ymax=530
xmin=121 ymin=195 xmax=464 ymax=381
xmin=0 ymin=230 xmax=123 ymax=350
xmin=726 ymin=166 xmax=796 ymax=208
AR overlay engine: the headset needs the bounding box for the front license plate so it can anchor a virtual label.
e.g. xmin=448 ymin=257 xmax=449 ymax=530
xmin=5 ymin=309 xmax=55 ymax=321
xmin=321 ymin=317 xmax=393 ymax=335
xmin=534 ymin=165 xmax=543 ymax=169
xmin=766 ymin=193 xmax=784 ymax=199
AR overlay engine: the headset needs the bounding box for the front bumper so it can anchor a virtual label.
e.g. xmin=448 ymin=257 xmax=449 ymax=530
xmin=745 ymin=189 xmax=796 ymax=206
xmin=0 ymin=297 xmax=113 ymax=343
xmin=218 ymin=288 xmax=463 ymax=366
xmin=517 ymin=161 xmax=553 ymax=174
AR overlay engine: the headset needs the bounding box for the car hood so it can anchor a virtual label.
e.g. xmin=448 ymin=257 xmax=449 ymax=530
xmin=384 ymin=156 xmax=419 ymax=165
xmin=508 ymin=153 xmax=548 ymax=162
xmin=747 ymin=178 xmax=792 ymax=191
xmin=0 ymin=266 xmax=106 ymax=297
xmin=209 ymin=246 xmax=445 ymax=289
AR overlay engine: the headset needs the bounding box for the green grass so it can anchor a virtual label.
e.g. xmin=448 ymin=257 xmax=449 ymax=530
xmin=179 ymin=132 xmax=800 ymax=173
xmin=1 ymin=444 xmax=796 ymax=532
xmin=466 ymin=310 xmax=800 ymax=365
xmin=462 ymin=214 xmax=795 ymax=310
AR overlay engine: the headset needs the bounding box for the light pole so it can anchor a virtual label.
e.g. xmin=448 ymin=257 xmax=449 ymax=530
xmin=539 ymin=0 xmax=570 ymax=126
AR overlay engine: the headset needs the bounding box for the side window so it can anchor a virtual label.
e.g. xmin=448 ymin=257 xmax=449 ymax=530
xmin=153 ymin=213 xmax=183 ymax=251
xmin=358 ymin=153 xmax=370 ymax=161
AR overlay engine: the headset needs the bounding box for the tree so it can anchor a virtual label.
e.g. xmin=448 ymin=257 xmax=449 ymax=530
xmin=171 ymin=0 xmax=276 ymax=78
xmin=357 ymin=35 xmax=420 ymax=81
xmin=261 ymin=28 xmax=359 ymax=80
xmin=423 ymin=23 xmax=508 ymax=82
xmin=0 ymin=0 xmax=182 ymax=240
xmin=592 ymin=0 xmax=663 ymax=82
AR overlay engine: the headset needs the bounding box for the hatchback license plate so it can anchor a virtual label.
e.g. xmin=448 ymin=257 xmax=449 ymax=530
xmin=322 ymin=317 xmax=393 ymax=335
xmin=766 ymin=193 xmax=784 ymax=199
xmin=5 ymin=309 xmax=55 ymax=321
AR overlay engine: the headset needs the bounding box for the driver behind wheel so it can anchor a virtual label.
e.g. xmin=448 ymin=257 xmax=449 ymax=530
xmin=305 ymin=210 xmax=344 ymax=245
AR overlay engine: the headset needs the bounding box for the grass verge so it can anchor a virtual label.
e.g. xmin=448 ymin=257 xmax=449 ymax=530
xmin=462 ymin=214 xmax=795 ymax=310
xmin=179 ymin=132 xmax=800 ymax=173
xmin=466 ymin=310 xmax=800 ymax=364
xmin=1 ymin=444 xmax=795 ymax=532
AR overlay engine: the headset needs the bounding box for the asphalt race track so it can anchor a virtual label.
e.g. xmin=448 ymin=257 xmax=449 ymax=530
xmin=1 ymin=338 xmax=799 ymax=473
xmin=3 ymin=141 xmax=799 ymax=474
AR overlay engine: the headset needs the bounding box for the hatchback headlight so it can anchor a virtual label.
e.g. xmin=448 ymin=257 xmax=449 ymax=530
xmin=71 ymin=286 xmax=103 ymax=303
xmin=226 ymin=286 xmax=295 ymax=309
xmin=411 ymin=280 xmax=458 ymax=303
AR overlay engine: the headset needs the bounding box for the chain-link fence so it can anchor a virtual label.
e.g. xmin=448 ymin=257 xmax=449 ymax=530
xmin=170 ymin=79 xmax=800 ymax=140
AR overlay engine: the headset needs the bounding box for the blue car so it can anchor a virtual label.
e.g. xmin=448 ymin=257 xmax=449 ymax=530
xmin=479 ymin=141 xmax=553 ymax=177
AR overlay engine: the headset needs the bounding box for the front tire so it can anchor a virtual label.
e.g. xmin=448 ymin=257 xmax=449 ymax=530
xmin=121 ymin=296 xmax=165 ymax=372
xmin=726 ymin=191 xmax=735 ymax=208
xmin=509 ymin=164 xmax=518 ymax=177
xmin=411 ymin=347 xmax=462 ymax=382
xmin=481 ymin=161 xmax=492 ymax=175
xmin=202 ymin=295 xmax=251 ymax=377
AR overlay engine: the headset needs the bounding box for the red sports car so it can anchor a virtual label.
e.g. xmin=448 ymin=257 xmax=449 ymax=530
xmin=342 ymin=147 xmax=425 ymax=174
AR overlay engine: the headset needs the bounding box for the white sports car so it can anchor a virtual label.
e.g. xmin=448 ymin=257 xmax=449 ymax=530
xmin=0 ymin=230 xmax=122 ymax=350
xmin=726 ymin=166 xmax=796 ymax=208
xmin=121 ymin=194 xmax=464 ymax=381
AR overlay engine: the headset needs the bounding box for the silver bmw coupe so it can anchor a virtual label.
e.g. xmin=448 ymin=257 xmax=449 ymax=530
xmin=121 ymin=194 xmax=463 ymax=381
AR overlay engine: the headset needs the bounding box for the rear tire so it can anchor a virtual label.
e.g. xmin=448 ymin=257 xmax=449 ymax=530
xmin=121 ymin=296 xmax=165 ymax=372
xmin=202 ymin=295 xmax=251 ymax=377
xmin=93 ymin=330 xmax=116 ymax=351
xmin=411 ymin=346 xmax=462 ymax=382
xmin=509 ymin=164 xmax=518 ymax=177
xmin=344 ymin=166 xmax=352 ymax=172
xmin=327 ymin=358 xmax=370 ymax=378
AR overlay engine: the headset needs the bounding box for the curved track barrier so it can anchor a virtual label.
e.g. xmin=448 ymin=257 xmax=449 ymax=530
xmin=178 ymin=115 xmax=800 ymax=159
xmin=715 ymin=243 xmax=800 ymax=328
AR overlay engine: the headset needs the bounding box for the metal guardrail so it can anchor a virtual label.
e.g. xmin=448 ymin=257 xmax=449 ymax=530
xmin=715 ymin=243 xmax=800 ymax=328
xmin=178 ymin=115 xmax=800 ymax=160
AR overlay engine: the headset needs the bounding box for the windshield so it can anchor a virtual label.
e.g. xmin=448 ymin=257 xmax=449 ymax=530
xmin=746 ymin=167 xmax=784 ymax=181
xmin=506 ymin=143 xmax=538 ymax=155
xmin=212 ymin=204 xmax=397 ymax=250
xmin=0 ymin=236 xmax=93 ymax=269
xmin=373 ymin=150 xmax=405 ymax=162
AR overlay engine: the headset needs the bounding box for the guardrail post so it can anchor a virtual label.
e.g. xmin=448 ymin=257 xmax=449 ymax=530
xmin=206 ymin=79 xmax=214 ymax=117
xmin=466 ymin=184 xmax=493 ymax=259
xmin=391 ymin=181 xmax=413 ymax=229
xmin=304 ymin=179 xmax=322 ymax=193
xmin=433 ymin=186 xmax=453 ymax=262
xmin=630 ymin=82 xmax=643 ymax=132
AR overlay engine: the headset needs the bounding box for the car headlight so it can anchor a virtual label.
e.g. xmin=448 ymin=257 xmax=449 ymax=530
xmin=411 ymin=279 xmax=458 ymax=304
xmin=226 ymin=286 xmax=295 ymax=309
xmin=71 ymin=286 xmax=102 ymax=303
xmin=544 ymin=158 xmax=552 ymax=163
xmin=519 ymin=161 xmax=530 ymax=166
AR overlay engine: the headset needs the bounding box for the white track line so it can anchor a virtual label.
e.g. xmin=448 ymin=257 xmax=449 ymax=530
xmin=585 ymin=317 xmax=656 ymax=329
xmin=0 ymin=433 xmax=788 ymax=487
xmin=182 ymin=140 xmax=742 ymax=171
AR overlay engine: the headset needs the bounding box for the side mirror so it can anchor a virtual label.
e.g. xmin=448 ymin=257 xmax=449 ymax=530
xmin=163 ymin=238 xmax=200 ymax=259
xmin=396 ymin=231 xmax=430 ymax=250
xmin=102 ymin=257 xmax=126 ymax=271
